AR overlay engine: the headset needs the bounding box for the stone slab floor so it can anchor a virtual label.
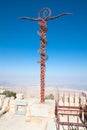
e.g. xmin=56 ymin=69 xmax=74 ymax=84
xmin=0 ymin=112 xmax=47 ymax=130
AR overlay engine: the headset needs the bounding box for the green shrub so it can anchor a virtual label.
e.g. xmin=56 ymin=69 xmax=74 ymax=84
xmin=2 ymin=90 xmax=16 ymax=98
xmin=45 ymin=93 xmax=54 ymax=100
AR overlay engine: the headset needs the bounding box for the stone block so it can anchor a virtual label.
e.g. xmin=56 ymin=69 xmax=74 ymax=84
xmin=16 ymin=93 xmax=24 ymax=100
xmin=26 ymin=99 xmax=55 ymax=122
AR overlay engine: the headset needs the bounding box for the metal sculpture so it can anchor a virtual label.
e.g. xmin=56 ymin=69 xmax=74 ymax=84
xmin=17 ymin=8 xmax=71 ymax=103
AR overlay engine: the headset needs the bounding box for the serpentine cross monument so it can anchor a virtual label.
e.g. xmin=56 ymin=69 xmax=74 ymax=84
xmin=17 ymin=7 xmax=71 ymax=103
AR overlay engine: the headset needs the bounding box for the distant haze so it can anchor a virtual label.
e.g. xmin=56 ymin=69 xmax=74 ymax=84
xmin=0 ymin=0 xmax=87 ymax=91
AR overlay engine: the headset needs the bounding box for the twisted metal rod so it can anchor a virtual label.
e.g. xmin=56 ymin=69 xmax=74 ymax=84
xmin=38 ymin=19 xmax=47 ymax=103
xmin=17 ymin=8 xmax=71 ymax=103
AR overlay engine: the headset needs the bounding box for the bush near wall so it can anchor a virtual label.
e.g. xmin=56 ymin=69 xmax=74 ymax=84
xmin=2 ymin=90 xmax=16 ymax=98
xmin=45 ymin=93 xmax=54 ymax=100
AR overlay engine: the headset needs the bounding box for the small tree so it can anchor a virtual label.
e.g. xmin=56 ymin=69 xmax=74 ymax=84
xmin=2 ymin=90 xmax=16 ymax=98
xmin=45 ymin=93 xmax=54 ymax=100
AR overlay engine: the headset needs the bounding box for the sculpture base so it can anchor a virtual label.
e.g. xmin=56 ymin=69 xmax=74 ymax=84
xmin=26 ymin=99 xmax=57 ymax=130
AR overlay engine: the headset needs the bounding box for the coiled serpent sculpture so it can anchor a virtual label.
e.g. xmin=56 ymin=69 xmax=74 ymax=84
xmin=17 ymin=8 xmax=71 ymax=103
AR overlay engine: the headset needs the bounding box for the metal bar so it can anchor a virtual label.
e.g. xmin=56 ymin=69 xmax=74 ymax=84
xmin=77 ymin=115 xmax=79 ymax=130
xmin=74 ymin=93 xmax=75 ymax=104
xmin=68 ymin=92 xmax=70 ymax=106
xmin=58 ymin=122 xmax=87 ymax=127
xmin=57 ymin=107 xmax=60 ymax=130
xmin=38 ymin=19 xmax=47 ymax=103
xmin=57 ymin=108 xmax=84 ymax=112
xmin=67 ymin=114 xmax=70 ymax=130
xmin=58 ymin=113 xmax=79 ymax=116
xmin=58 ymin=106 xmax=80 ymax=109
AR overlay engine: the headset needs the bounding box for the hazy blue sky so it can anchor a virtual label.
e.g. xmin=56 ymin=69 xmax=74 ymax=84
xmin=0 ymin=0 xmax=87 ymax=89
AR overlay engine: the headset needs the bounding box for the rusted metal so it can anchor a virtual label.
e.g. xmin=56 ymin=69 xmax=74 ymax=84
xmin=38 ymin=19 xmax=47 ymax=103
xmin=58 ymin=105 xmax=80 ymax=109
xmin=57 ymin=111 xmax=87 ymax=130
xmin=17 ymin=8 xmax=71 ymax=103
xmin=57 ymin=108 xmax=84 ymax=112
xmin=74 ymin=93 xmax=75 ymax=104
xmin=56 ymin=101 xmax=87 ymax=130
xmin=77 ymin=116 xmax=79 ymax=130
xmin=55 ymin=91 xmax=87 ymax=130
xmin=57 ymin=105 xmax=60 ymax=130
xmin=67 ymin=114 xmax=70 ymax=130
xmin=58 ymin=122 xmax=87 ymax=127
xmin=83 ymin=104 xmax=87 ymax=123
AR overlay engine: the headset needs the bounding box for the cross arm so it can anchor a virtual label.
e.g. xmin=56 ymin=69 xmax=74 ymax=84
xmin=47 ymin=12 xmax=72 ymax=21
xmin=16 ymin=17 xmax=39 ymax=21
